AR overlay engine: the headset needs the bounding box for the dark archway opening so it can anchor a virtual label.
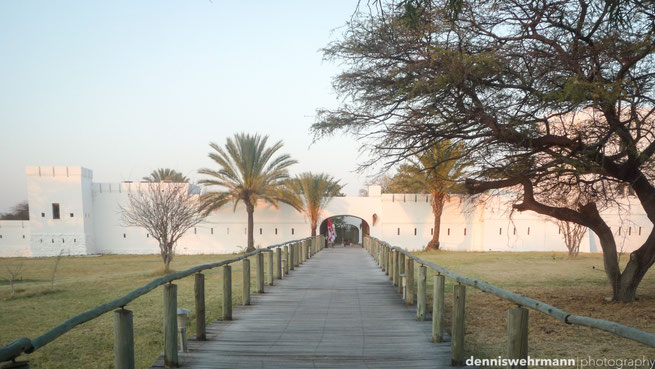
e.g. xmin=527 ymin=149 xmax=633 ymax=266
xmin=319 ymin=215 xmax=370 ymax=247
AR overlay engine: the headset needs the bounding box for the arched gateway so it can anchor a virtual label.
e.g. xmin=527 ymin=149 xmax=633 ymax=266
xmin=319 ymin=215 xmax=370 ymax=245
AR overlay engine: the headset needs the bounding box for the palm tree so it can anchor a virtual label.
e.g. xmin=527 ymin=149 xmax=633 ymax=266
xmin=143 ymin=168 xmax=189 ymax=183
xmin=198 ymin=133 xmax=300 ymax=252
xmin=387 ymin=141 xmax=468 ymax=250
xmin=287 ymin=172 xmax=343 ymax=236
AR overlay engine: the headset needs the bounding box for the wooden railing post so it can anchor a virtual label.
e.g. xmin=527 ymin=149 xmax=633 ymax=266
xmin=256 ymin=252 xmax=265 ymax=293
xmin=294 ymin=243 xmax=300 ymax=267
xmin=398 ymin=253 xmax=405 ymax=294
xmin=275 ymin=248 xmax=282 ymax=279
xmin=432 ymin=274 xmax=445 ymax=343
xmin=406 ymin=258 xmax=414 ymax=305
xmin=388 ymin=247 xmax=393 ymax=279
xmin=289 ymin=243 xmax=295 ymax=271
xmin=417 ymin=265 xmax=427 ymax=321
xmin=384 ymin=247 xmax=389 ymax=275
xmin=222 ymin=266 xmax=232 ymax=321
xmin=508 ymin=307 xmax=529 ymax=369
xmin=378 ymin=244 xmax=382 ymax=266
xmin=297 ymin=242 xmax=302 ymax=265
xmin=113 ymin=308 xmax=135 ymax=369
xmin=284 ymin=245 xmax=290 ymax=274
xmin=309 ymin=238 xmax=314 ymax=257
xmin=393 ymin=250 xmax=399 ymax=287
xmin=267 ymin=251 xmax=274 ymax=286
xmin=451 ymin=284 xmax=466 ymax=367
xmin=301 ymin=240 xmax=306 ymax=263
xmin=163 ymin=283 xmax=178 ymax=368
xmin=242 ymin=259 xmax=250 ymax=305
xmin=194 ymin=273 xmax=206 ymax=341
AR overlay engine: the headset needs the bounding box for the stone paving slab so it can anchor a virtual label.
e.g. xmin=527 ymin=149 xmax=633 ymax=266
xmin=152 ymin=247 xmax=453 ymax=368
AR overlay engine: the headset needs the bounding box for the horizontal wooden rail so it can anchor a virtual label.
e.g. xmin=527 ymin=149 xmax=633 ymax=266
xmin=0 ymin=236 xmax=316 ymax=363
xmin=368 ymin=236 xmax=655 ymax=348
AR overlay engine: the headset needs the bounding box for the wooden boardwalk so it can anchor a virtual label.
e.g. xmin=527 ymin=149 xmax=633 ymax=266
xmin=152 ymin=247 xmax=452 ymax=368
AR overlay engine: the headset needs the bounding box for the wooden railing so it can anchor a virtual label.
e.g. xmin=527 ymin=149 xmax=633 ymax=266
xmin=364 ymin=236 xmax=655 ymax=367
xmin=0 ymin=235 xmax=326 ymax=368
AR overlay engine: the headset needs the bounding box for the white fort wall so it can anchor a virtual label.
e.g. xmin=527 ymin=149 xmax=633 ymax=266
xmin=0 ymin=166 xmax=651 ymax=257
xmin=0 ymin=221 xmax=30 ymax=257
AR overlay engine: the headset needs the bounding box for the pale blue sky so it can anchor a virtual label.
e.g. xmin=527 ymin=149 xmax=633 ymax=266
xmin=0 ymin=1 xmax=370 ymax=212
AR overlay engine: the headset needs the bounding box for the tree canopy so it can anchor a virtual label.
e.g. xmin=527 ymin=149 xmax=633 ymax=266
xmin=286 ymin=172 xmax=343 ymax=236
xmin=314 ymin=0 xmax=655 ymax=301
xmin=143 ymin=168 xmax=189 ymax=183
xmin=198 ymin=133 xmax=299 ymax=252
xmin=0 ymin=201 xmax=29 ymax=220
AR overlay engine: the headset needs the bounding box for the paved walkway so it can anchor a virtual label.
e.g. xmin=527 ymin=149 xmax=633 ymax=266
xmin=152 ymin=247 xmax=451 ymax=368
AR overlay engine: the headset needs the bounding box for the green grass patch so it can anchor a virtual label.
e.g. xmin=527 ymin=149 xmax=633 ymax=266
xmin=0 ymin=253 xmax=268 ymax=369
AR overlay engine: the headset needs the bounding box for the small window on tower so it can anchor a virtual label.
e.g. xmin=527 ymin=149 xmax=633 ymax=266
xmin=260 ymin=228 xmax=263 ymax=235
xmin=291 ymin=228 xmax=295 ymax=235
xmin=275 ymin=228 xmax=278 ymax=235
xmin=414 ymin=228 xmax=417 ymax=236
xmin=397 ymin=228 xmax=400 ymax=235
xmin=41 ymin=213 xmax=45 ymax=218
xmin=123 ymin=233 xmax=126 ymax=238
xmin=211 ymin=228 xmax=214 ymax=235
xmin=52 ymin=203 xmax=60 ymax=219
xmin=70 ymin=213 xmax=74 ymax=218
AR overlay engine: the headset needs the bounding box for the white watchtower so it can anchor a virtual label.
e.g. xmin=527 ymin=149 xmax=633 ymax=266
xmin=26 ymin=166 xmax=95 ymax=256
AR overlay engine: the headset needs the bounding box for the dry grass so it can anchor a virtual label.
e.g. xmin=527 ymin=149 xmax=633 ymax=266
xmin=1 ymin=251 xmax=654 ymax=368
xmin=0 ymin=253 xmax=265 ymax=369
xmin=414 ymin=251 xmax=655 ymax=368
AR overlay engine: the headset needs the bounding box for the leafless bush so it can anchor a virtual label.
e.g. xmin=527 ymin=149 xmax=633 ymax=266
xmin=5 ymin=263 xmax=24 ymax=296
xmin=121 ymin=182 xmax=206 ymax=273
xmin=557 ymin=221 xmax=587 ymax=258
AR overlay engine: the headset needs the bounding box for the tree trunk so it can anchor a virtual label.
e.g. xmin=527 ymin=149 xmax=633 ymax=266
xmin=426 ymin=192 xmax=446 ymax=251
xmin=311 ymin=219 xmax=317 ymax=236
xmin=246 ymin=202 xmax=255 ymax=252
xmin=613 ymin=231 xmax=655 ymax=301
xmin=163 ymin=258 xmax=171 ymax=274
xmin=161 ymin=241 xmax=173 ymax=274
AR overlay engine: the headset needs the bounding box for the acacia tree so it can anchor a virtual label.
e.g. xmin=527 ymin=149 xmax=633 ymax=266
xmin=121 ymin=183 xmax=205 ymax=273
xmin=386 ymin=142 xmax=467 ymax=250
xmin=0 ymin=201 xmax=29 ymax=220
xmin=314 ymin=0 xmax=655 ymax=301
xmin=143 ymin=168 xmax=189 ymax=183
xmin=198 ymin=133 xmax=300 ymax=252
xmin=286 ymin=172 xmax=343 ymax=236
